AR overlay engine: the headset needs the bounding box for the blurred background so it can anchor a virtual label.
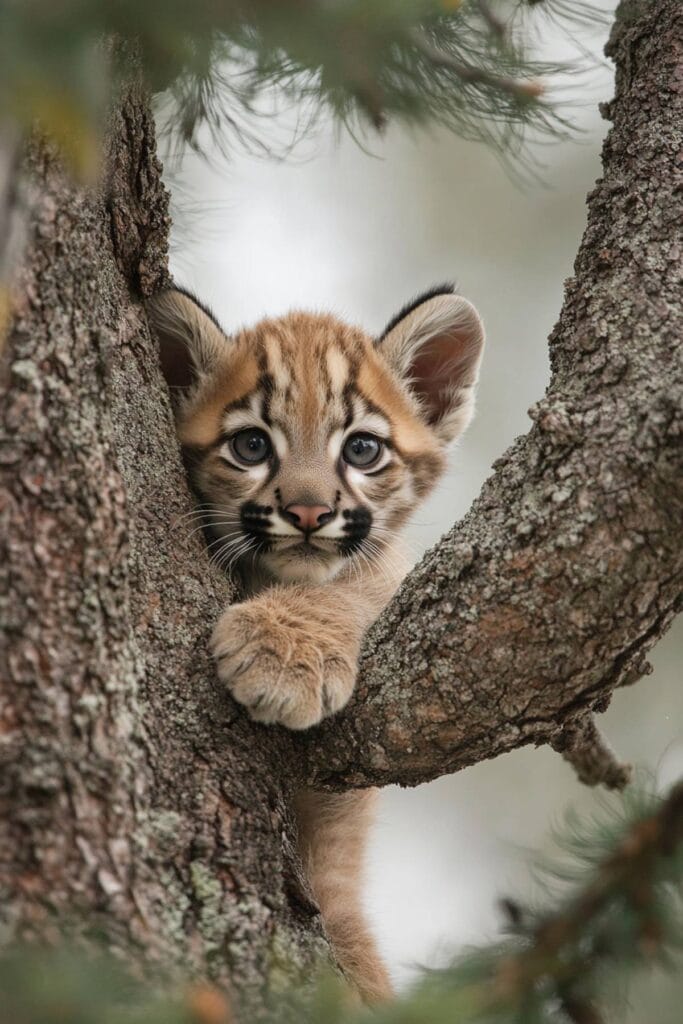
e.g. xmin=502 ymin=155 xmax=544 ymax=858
xmin=162 ymin=5 xmax=682 ymax=1017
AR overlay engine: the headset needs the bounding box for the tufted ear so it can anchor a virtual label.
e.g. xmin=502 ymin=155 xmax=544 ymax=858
xmin=146 ymin=287 xmax=229 ymax=393
xmin=378 ymin=285 xmax=485 ymax=443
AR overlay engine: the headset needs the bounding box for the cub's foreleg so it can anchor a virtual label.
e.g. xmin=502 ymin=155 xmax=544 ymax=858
xmin=211 ymin=578 xmax=385 ymax=730
xmin=211 ymin=572 xmax=399 ymax=1002
xmin=295 ymin=789 xmax=392 ymax=1003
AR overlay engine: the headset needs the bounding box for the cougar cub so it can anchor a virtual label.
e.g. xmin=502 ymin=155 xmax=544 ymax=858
xmin=148 ymin=284 xmax=484 ymax=1002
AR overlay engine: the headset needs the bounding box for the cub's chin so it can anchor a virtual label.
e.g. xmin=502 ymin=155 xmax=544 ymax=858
xmin=260 ymin=544 xmax=345 ymax=585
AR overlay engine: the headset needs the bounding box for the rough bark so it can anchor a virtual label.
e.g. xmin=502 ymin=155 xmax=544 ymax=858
xmin=0 ymin=0 xmax=680 ymax=1003
xmin=300 ymin=0 xmax=683 ymax=789
xmin=0 ymin=83 xmax=328 ymax=1001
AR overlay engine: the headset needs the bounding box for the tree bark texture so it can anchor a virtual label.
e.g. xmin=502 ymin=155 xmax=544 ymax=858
xmin=300 ymin=0 xmax=683 ymax=790
xmin=0 ymin=0 xmax=680 ymax=1001
xmin=0 ymin=87 xmax=329 ymax=1000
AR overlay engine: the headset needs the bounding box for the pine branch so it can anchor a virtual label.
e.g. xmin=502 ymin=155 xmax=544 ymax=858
xmin=477 ymin=0 xmax=508 ymax=42
xmin=0 ymin=1 xmax=595 ymax=171
xmin=407 ymin=27 xmax=545 ymax=101
xmin=478 ymin=780 xmax=683 ymax=1017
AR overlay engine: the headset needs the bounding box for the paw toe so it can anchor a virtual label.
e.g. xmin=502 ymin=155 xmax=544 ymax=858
xmin=227 ymin=652 xmax=282 ymax=707
xmin=214 ymin=647 xmax=258 ymax=683
xmin=321 ymin=656 xmax=356 ymax=716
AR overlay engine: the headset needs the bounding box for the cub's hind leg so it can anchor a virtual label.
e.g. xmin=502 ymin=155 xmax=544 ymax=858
xmin=295 ymin=789 xmax=392 ymax=1005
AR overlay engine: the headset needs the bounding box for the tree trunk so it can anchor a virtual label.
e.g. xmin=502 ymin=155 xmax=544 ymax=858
xmin=0 ymin=87 xmax=329 ymax=1002
xmin=0 ymin=0 xmax=680 ymax=1004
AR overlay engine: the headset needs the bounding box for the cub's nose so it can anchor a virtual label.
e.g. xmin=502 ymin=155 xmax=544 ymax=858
xmin=283 ymin=503 xmax=334 ymax=532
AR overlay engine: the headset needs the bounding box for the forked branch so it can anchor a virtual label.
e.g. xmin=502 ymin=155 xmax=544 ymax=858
xmin=298 ymin=0 xmax=683 ymax=791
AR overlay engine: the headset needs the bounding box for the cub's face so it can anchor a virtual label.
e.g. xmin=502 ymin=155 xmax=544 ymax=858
xmin=148 ymin=286 xmax=484 ymax=585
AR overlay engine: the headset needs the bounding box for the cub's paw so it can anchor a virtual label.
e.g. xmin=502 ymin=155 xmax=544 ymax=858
xmin=211 ymin=601 xmax=358 ymax=730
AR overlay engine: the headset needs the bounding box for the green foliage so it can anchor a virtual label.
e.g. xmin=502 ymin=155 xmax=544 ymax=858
xmin=0 ymin=1 xmax=607 ymax=172
xmin=1 ymin=777 xmax=680 ymax=1024
xmin=275 ymin=778 xmax=683 ymax=1024
xmin=0 ymin=947 xmax=191 ymax=1024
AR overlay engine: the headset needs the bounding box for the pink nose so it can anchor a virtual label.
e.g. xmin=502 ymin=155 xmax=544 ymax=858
xmin=284 ymin=503 xmax=334 ymax=532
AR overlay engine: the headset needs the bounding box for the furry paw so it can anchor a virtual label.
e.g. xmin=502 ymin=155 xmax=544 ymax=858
xmin=211 ymin=600 xmax=359 ymax=730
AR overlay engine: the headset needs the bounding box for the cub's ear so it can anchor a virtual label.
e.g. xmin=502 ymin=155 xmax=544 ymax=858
xmin=146 ymin=287 xmax=229 ymax=392
xmin=378 ymin=285 xmax=485 ymax=443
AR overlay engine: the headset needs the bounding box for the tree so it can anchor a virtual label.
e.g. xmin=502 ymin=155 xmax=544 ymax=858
xmin=0 ymin=0 xmax=680 ymax=1015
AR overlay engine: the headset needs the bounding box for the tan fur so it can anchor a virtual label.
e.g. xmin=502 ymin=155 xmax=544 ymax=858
xmin=295 ymin=790 xmax=392 ymax=1004
xmin=212 ymin=547 xmax=404 ymax=730
xmin=178 ymin=357 xmax=260 ymax=447
xmin=356 ymin=355 xmax=437 ymax=457
xmin=147 ymin=287 xmax=484 ymax=1002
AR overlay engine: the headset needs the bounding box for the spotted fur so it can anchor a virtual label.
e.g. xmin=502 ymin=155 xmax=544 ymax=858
xmin=147 ymin=285 xmax=485 ymax=1001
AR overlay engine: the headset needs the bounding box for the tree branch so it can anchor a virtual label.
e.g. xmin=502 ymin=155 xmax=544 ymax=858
xmin=551 ymin=714 xmax=631 ymax=790
xmin=298 ymin=0 xmax=683 ymax=790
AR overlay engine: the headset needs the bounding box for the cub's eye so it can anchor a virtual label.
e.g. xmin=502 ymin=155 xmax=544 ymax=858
xmin=230 ymin=428 xmax=272 ymax=465
xmin=343 ymin=433 xmax=383 ymax=469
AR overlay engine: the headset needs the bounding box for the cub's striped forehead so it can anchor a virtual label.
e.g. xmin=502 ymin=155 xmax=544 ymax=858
xmin=255 ymin=312 xmax=363 ymax=439
xmin=179 ymin=309 xmax=435 ymax=457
